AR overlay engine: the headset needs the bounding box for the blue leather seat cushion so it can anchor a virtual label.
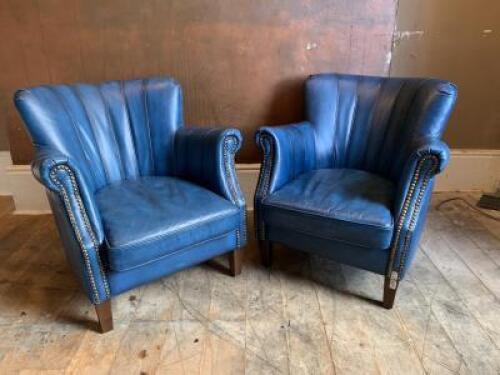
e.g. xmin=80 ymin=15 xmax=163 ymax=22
xmin=96 ymin=176 xmax=240 ymax=271
xmin=262 ymin=169 xmax=395 ymax=249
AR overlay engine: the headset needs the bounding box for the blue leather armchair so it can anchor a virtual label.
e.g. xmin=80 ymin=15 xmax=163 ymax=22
xmin=255 ymin=73 xmax=457 ymax=308
xmin=15 ymin=77 xmax=246 ymax=332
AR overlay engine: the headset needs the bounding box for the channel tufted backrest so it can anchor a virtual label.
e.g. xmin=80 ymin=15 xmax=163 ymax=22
xmin=15 ymin=77 xmax=183 ymax=190
xmin=305 ymin=73 xmax=457 ymax=182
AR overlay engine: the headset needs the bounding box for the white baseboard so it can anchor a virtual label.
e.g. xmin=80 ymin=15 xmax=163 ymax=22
xmin=1 ymin=149 xmax=498 ymax=214
xmin=236 ymin=163 xmax=260 ymax=211
xmin=434 ymin=149 xmax=500 ymax=192
xmin=5 ymin=164 xmax=51 ymax=214
xmin=236 ymin=150 xmax=500 ymax=203
xmin=0 ymin=151 xmax=13 ymax=196
xmin=1 ymin=163 xmax=261 ymax=214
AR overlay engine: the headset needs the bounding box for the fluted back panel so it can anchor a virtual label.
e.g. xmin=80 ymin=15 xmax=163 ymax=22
xmin=15 ymin=77 xmax=183 ymax=190
xmin=305 ymin=74 xmax=457 ymax=181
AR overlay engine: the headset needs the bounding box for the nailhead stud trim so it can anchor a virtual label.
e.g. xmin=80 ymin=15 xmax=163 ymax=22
xmin=49 ymin=164 xmax=110 ymax=304
xmin=255 ymin=133 xmax=274 ymax=240
xmin=386 ymin=155 xmax=438 ymax=288
xmin=397 ymin=157 xmax=437 ymax=276
xmin=223 ymin=135 xmax=246 ymax=248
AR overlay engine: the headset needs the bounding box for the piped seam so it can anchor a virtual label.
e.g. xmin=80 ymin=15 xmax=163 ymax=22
xmin=49 ymin=164 xmax=110 ymax=304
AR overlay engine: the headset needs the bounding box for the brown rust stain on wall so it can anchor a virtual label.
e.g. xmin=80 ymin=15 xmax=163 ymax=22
xmin=0 ymin=0 xmax=396 ymax=163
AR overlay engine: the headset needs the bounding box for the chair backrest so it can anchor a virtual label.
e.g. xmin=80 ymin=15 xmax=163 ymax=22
xmin=305 ymin=73 xmax=457 ymax=181
xmin=15 ymin=77 xmax=183 ymax=190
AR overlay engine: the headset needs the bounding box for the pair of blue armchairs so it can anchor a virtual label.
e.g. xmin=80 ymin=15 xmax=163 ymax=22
xmin=15 ymin=74 xmax=456 ymax=332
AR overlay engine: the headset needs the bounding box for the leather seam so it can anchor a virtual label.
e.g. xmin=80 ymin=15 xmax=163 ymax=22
xmin=120 ymin=81 xmax=141 ymax=176
xmin=268 ymin=224 xmax=386 ymax=250
xmin=222 ymin=134 xmax=246 ymax=247
xmin=344 ymin=79 xmax=359 ymax=165
xmin=97 ymin=85 xmax=126 ymax=179
xmin=397 ymin=157 xmax=436 ymax=276
xmin=49 ymin=164 xmax=110 ymax=304
xmin=142 ymin=79 xmax=156 ymax=173
xmin=260 ymin=135 xmax=274 ymax=198
xmin=254 ymin=133 xmax=274 ymax=240
xmin=386 ymin=154 xmax=438 ymax=282
xmin=374 ymin=80 xmax=404 ymax=173
xmin=108 ymin=230 xmax=235 ymax=272
xmin=104 ymin=209 xmax=239 ymax=251
xmin=73 ymin=85 xmax=113 ymax=184
xmin=332 ymin=77 xmax=340 ymax=166
xmin=46 ymin=86 xmax=101 ymax=186
xmin=262 ymin=201 xmax=394 ymax=230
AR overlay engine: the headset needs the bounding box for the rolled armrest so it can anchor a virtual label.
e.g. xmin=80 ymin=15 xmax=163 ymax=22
xmin=32 ymin=149 xmax=70 ymax=192
xmin=174 ymin=127 xmax=245 ymax=208
xmin=174 ymin=127 xmax=246 ymax=248
xmin=32 ymin=148 xmax=109 ymax=304
xmin=387 ymin=138 xmax=450 ymax=283
xmin=32 ymin=148 xmax=104 ymax=242
xmin=255 ymin=121 xmax=316 ymax=196
xmin=393 ymin=138 xmax=450 ymax=217
xmin=254 ymin=122 xmax=316 ymax=241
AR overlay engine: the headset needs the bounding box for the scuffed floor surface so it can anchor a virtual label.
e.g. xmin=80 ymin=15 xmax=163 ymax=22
xmin=0 ymin=193 xmax=499 ymax=374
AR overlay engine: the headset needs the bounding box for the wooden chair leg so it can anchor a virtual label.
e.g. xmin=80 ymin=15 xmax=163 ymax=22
xmin=383 ymin=276 xmax=398 ymax=309
xmin=259 ymin=240 xmax=273 ymax=268
xmin=229 ymin=249 xmax=243 ymax=276
xmin=95 ymin=300 xmax=113 ymax=333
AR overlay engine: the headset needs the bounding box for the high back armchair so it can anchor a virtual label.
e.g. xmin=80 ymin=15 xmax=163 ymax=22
xmin=255 ymin=73 xmax=457 ymax=308
xmin=15 ymin=77 xmax=246 ymax=332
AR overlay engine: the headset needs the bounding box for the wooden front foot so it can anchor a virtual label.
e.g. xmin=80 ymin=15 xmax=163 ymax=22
xmin=259 ymin=240 xmax=273 ymax=268
xmin=229 ymin=249 xmax=243 ymax=276
xmin=95 ymin=300 xmax=113 ymax=333
xmin=383 ymin=275 xmax=398 ymax=309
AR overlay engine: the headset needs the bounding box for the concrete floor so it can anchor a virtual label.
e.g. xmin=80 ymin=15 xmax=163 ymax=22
xmin=0 ymin=193 xmax=499 ymax=374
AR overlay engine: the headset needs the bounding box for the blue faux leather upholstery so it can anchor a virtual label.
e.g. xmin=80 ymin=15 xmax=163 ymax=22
xmin=15 ymin=77 xmax=246 ymax=305
xmin=263 ymin=169 xmax=395 ymax=249
xmin=255 ymin=73 xmax=457 ymax=286
xmin=96 ymin=177 xmax=240 ymax=271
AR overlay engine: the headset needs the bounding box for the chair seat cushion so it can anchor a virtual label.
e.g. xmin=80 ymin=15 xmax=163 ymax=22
xmin=262 ymin=169 xmax=395 ymax=249
xmin=96 ymin=176 xmax=240 ymax=271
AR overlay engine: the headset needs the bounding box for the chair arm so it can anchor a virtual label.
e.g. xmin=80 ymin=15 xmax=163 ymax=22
xmin=386 ymin=138 xmax=450 ymax=286
xmin=174 ymin=127 xmax=246 ymax=248
xmin=254 ymin=122 xmax=316 ymax=240
xmin=393 ymin=138 xmax=449 ymax=216
xmin=173 ymin=127 xmax=245 ymax=208
xmin=255 ymin=122 xmax=316 ymax=197
xmin=32 ymin=148 xmax=110 ymax=304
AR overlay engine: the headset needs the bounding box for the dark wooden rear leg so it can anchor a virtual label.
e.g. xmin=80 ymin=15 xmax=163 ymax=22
xmin=259 ymin=240 xmax=273 ymax=268
xmin=229 ymin=249 xmax=243 ymax=276
xmin=383 ymin=274 xmax=398 ymax=309
xmin=95 ymin=300 xmax=113 ymax=333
